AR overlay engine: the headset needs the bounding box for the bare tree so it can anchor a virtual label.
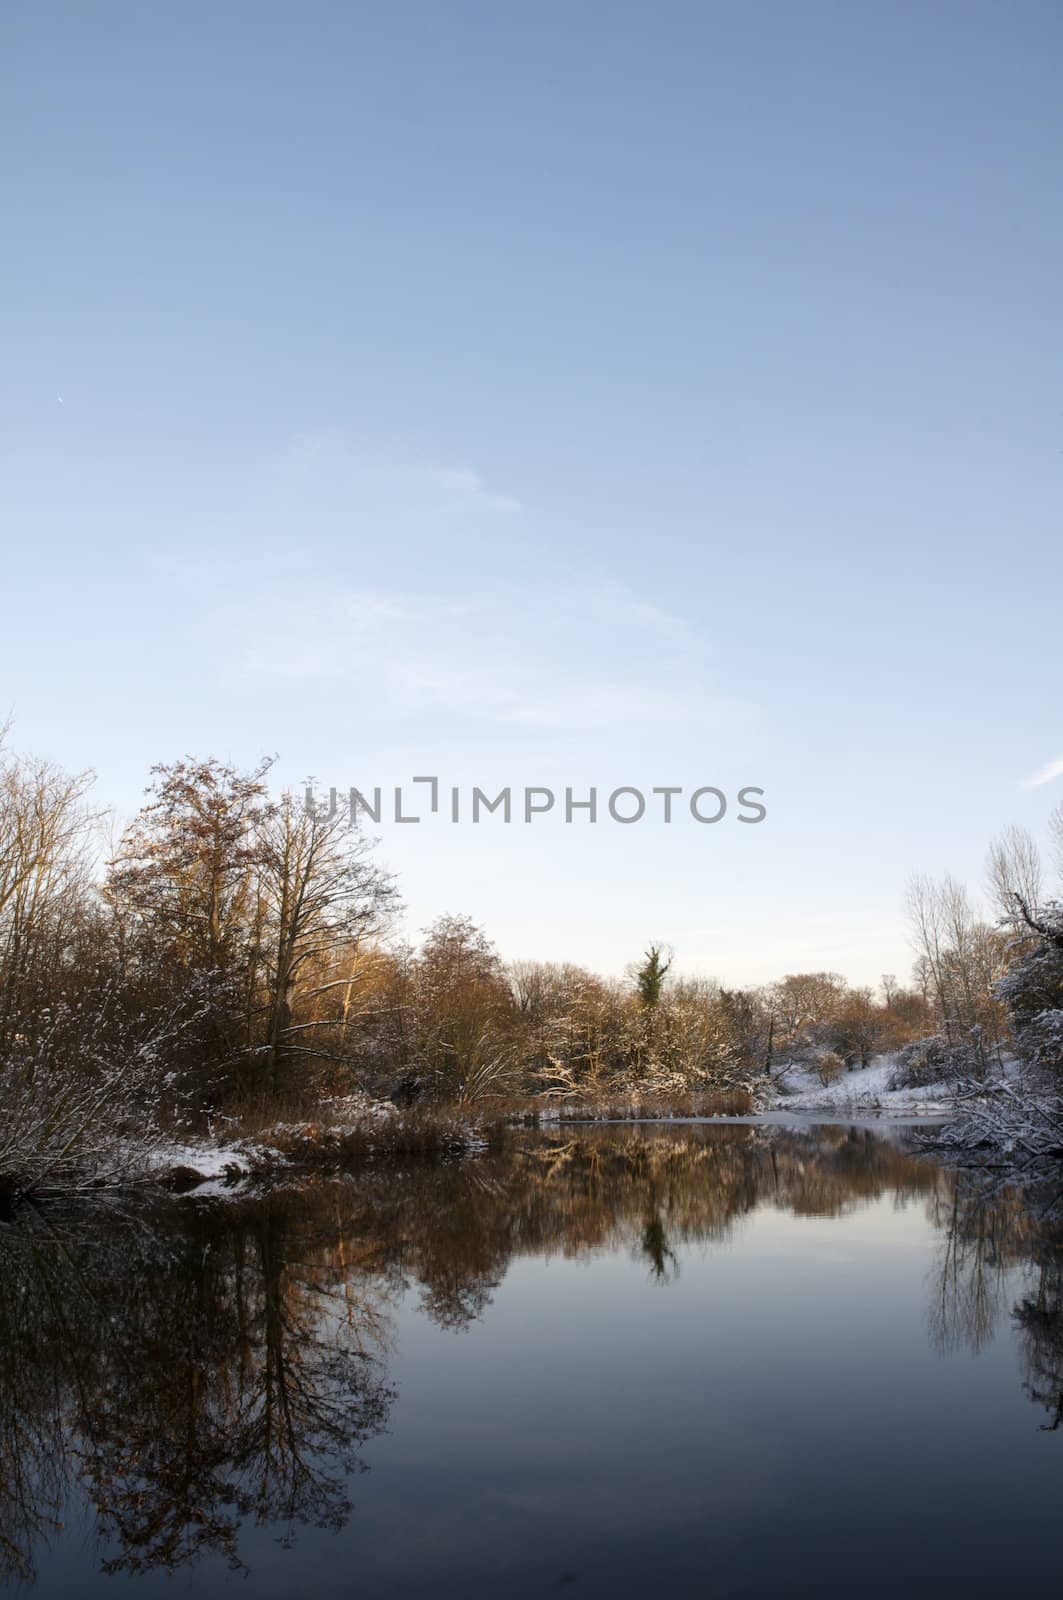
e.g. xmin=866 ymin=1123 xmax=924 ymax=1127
xmin=906 ymin=872 xmax=1005 ymax=1071
xmin=106 ymin=757 xmax=272 ymax=973
xmin=0 ymin=748 xmax=98 ymax=1051
xmin=906 ymin=874 xmax=955 ymax=1041
xmin=254 ymin=793 xmax=397 ymax=1089
xmin=986 ymin=823 xmax=1043 ymax=927
xmin=1049 ymin=800 xmax=1063 ymax=884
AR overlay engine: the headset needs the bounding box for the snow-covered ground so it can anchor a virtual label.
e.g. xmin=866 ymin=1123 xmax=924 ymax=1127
xmin=767 ymin=1054 xmax=955 ymax=1116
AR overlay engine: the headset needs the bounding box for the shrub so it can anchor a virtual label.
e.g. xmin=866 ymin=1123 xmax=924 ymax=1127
xmin=814 ymin=1051 xmax=846 ymax=1086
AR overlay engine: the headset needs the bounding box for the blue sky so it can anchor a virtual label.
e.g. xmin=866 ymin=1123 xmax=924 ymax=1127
xmin=2 ymin=0 xmax=1061 ymax=986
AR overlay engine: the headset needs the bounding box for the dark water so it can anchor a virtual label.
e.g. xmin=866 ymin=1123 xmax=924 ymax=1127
xmin=2 ymin=1122 xmax=1062 ymax=1598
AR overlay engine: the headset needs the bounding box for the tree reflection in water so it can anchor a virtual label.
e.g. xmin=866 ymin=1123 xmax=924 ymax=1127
xmin=0 ymin=1188 xmax=398 ymax=1582
xmin=0 ymin=1121 xmax=1060 ymax=1583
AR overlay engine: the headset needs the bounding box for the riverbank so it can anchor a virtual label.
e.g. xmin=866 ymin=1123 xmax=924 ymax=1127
xmin=762 ymin=1054 xmax=958 ymax=1117
xmin=140 ymin=1065 xmax=968 ymax=1196
xmin=141 ymin=1085 xmax=758 ymax=1194
xmin=11 ymin=1057 xmax=1060 ymax=1201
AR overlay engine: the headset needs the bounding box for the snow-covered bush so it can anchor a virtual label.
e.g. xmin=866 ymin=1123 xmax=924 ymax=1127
xmin=1019 ymin=1009 xmax=1063 ymax=1074
xmin=889 ymin=1035 xmax=981 ymax=1090
xmin=995 ymin=904 xmax=1063 ymax=1076
xmin=918 ymin=1073 xmax=1063 ymax=1169
xmin=0 ymin=985 xmax=199 ymax=1195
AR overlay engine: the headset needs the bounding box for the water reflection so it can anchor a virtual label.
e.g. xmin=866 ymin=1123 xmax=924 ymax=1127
xmin=0 ymin=1121 xmax=1060 ymax=1585
xmin=0 ymin=1190 xmax=396 ymax=1582
xmin=1014 ymin=1230 xmax=1063 ymax=1429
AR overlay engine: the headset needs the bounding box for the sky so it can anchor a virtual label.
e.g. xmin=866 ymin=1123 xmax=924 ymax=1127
xmin=2 ymin=0 xmax=1061 ymax=988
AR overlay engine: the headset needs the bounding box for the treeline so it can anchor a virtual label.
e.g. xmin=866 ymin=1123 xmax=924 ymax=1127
xmin=0 ymin=739 xmax=919 ymax=1125
xmin=2 ymin=733 xmax=1063 ymax=1183
xmin=353 ymin=937 xmax=935 ymax=1101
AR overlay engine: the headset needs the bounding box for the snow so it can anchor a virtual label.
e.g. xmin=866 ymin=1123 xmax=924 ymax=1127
xmin=142 ymin=1140 xmax=251 ymax=1176
xmin=768 ymin=1054 xmax=955 ymax=1116
xmin=140 ymin=1092 xmax=401 ymax=1194
xmin=139 ymin=1139 xmax=258 ymax=1182
xmin=323 ymin=1092 xmax=398 ymax=1126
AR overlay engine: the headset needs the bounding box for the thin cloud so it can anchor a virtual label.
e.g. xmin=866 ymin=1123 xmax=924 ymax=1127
xmin=428 ymin=466 xmax=523 ymax=513
xmin=261 ymin=431 xmax=524 ymax=520
xmin=1021 ymin=756 xmax=1063 ymax=790
xmin=232 ymin=581 xmax=753 ymax=736
xmin=210 ymin=435 xmax=750 ymax=737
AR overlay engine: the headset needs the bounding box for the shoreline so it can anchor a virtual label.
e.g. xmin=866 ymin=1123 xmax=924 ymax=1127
xmin=12 ymin=1054 xmax=1059 ymax=1202
xmin=144 ymin=1095 xmax=961 ymax=1198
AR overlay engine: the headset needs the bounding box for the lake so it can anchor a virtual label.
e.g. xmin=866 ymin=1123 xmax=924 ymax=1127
xmin=2 ymin=1120 xmax=1061 ymax=1597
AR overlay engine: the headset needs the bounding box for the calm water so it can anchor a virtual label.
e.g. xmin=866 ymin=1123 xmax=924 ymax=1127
xmin=3 ymin=1121 xmax=1062 ymax=1597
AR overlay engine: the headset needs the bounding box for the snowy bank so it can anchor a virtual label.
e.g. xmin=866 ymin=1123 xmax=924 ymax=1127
xmin=143 ymin=1093 xmax=490 ymax=1195
xmin=766 ymin=1054 xmax=956 ymax=1117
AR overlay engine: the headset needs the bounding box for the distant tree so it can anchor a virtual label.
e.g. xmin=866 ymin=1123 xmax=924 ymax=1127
xmin=770 ymin=971 xmax=847 ymax=1057
xmin=905 ymin=873 xmax=1005 ymax=1069
xmin=636 ymin=946 xmax=672 ymax=1010
xmin=878 ymin=982 xmax=932 ymax=1040
xmin=828 ymin=987 xmax=881 ymax=1069
xmin=743 ymin=986 xmax=777 ymax=1075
